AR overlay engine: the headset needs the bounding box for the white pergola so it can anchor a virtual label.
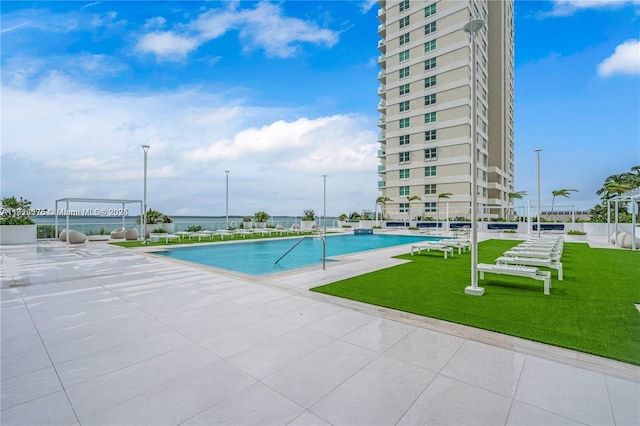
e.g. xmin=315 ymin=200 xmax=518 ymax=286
xmin=54 ymin=198 xmax=142 ymax=245
xmin=608 ymin=187 xmax=639 ymax=251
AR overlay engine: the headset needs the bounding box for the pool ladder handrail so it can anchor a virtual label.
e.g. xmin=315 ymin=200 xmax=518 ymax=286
xmin=274 ymin=236 xmax=326 ymax=270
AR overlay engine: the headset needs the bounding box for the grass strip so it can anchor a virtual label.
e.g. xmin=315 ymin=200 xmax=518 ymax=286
xmin=312 ymin=240 xmax=640 ymax=365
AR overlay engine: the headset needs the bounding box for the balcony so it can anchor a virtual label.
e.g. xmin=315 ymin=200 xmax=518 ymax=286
xmin=377 ymin=7 xmax=386 ymax=19
xmin=377 ymin=23 xmax=386 ymax=36
xmin=377 ymin=84 xmax=386 ymax=98
xmin=378 ymin=181 xmax=387 ymax=188
xmin=378 ymin=132 xmax=386 ymax=141
xmin=378 ymin=116 xmax=386 ymax=128
xmin=377 ymin=70 xmax=386 ymax=82
xmin=378 ymin=149 xmax=386 ymax=157
xmin=377 ymin=39 xmax=386 ymax=53
xmin=377 ymin=100 xmax=385 ymax=111
xmin=378 ymin=165 xmax=386 ymax=172
xmin=378 ymin=54 xmax=385 ymax=65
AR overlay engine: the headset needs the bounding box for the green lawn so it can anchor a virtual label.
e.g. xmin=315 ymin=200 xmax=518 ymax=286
xmin=109 ymin=232 xmax=314 ymax=248
xmin=312 ymin=240 xmax=640 ymax=365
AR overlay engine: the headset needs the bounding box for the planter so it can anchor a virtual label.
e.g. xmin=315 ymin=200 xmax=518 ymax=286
xmin=565 ymin=234 xmax=587 ymax=242
xmin=0 ymin=225 xmax=37 ymax=244
xmin=500 ymin=232 xmax=520 ymax=239
xmin=255 ymin=221 xmax=267 ymax=229
xmin=162 ymin=223 xmax=175 ymax=233
xmin=301 ymin=221 xmax=316 ymax=230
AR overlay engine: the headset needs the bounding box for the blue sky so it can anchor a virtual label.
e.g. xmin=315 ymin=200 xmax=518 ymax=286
xmin=1 ymin=0 xmax=639 ymax=218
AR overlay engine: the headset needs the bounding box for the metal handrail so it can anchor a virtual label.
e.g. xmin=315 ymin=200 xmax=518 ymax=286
xmin=274 ymin=236 xmax=326 ymax=270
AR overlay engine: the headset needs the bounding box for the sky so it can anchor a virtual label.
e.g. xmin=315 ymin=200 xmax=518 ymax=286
xmin=1 ymin=0 xmax=639 ymax=218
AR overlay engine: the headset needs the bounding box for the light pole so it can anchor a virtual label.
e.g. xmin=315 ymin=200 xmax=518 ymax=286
xmin=323 ymin=175 xmax=327 ymax=237
xmin=142 ymin=145 xmax=150 ymax=244
xmin=463 ymin=17 xmax=485 ymax=296
xmin=534 ymin=148 xmax=542 ymax=239
xmin=225 ymin=170 xmax=230 ymax=229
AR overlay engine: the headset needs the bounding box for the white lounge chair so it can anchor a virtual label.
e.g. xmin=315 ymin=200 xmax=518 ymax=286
xmin=410 ymin=243 xmax=454 ymax=259
xmin=477 ymin=263 xmax=552 ymax=295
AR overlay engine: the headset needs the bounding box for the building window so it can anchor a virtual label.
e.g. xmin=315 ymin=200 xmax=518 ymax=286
xmin=424 ymin=57 xmax=436 ymax=70
xmin=424 ymin=148 xmax=437 ymax=160
xmin=424 ymin=112 xmax=436 ymax=124
xmin=399 ymin=202 xmax=409 ymax=213
xmin=424 ymin=3 xmax=436 ymax=17
xmin=425 ymin=166 xmax=437 ymax=177
xmin=424 ymin=40 xmax=436 ymax=53
xmin=424 ymin=22 xmax=436 ymax=35
xmin=399 ymin=33 xmax=410 ymax=45
xmin=399 ymin=118 xmax=410 ymax=129
xmin=399 ymin=16 xmax=410 ymax=29
xmin=424 ymin=94 xmax=436 ymax=106
xmin=424 ymin=202 xmax=436 ymax=212
xmin=399 ymin=50 xmax=410 ymax=62
xmin=399 ymin=169 xmax=410 ymax=179
xmin=399 ymin=0 xmax=410 ymax=12
xmin=399 ymin=100 xmax=410 ymax=112
xmin=399 ymin=151 xmax=411 ymax=163
xmin=399 ymin=134 xmax=410 ymax=145
xmin=425 ymin=130 xmax=437 ymax=141
xmin=424 ymin=75 xmax=436 ymax=88
xmin=399 ymin=186 xmax=410 ymax=196
xmin=425 ymin=184 xmax=436 ymax=195
xmin=399 ymin=83 xmax=410 ymax=95
xmin=399 ymin=66 xmax=410 ymax=79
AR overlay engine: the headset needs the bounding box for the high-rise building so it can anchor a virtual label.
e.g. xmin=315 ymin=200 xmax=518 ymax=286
xmin=376 ymin=0 xmax=515 ymax=221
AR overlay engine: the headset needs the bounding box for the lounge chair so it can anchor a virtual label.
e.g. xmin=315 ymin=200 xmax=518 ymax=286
xmin=410 ymin=242 xmax=454 ymax=259
xmin=213 ymin=230 xmax=233 ymax=240
xmin=67 ymin=230 xmax=87 ymax=244
xmin=477 ymin=263 xmax=552 ymax=295
xmin=124 ymin=228 xmax=139 ymax=241
xmin=110 ymin=227 xmax=126 ymax=239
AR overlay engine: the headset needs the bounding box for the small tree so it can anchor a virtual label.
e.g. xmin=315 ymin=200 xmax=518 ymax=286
xmin=375 ymin=196 xmax=392 ymax=221
xmin=253 ymin=211 xmax=270 ymax=222
xmin=507 ymin=191 xmax=527 ymax=220
xmin=550 ymin=189 xmax=578 ymax=221
xmin=437 ymin=193 xmax=452 ymax=222
xmin=407 ymin=195 xmax=421 ymax=221
xmin=302 ymin=209 xmax=316 ymax=221
xmin=1 ymin=196 xmax=36 ymax=225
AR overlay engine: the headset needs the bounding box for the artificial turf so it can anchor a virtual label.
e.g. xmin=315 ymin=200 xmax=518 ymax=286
xmin=311 ymin=239 xmax=640 ymax=365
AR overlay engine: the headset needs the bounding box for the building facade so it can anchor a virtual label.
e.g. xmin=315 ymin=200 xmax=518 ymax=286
xmin=376 ymin=0 xmax=514 ymax=221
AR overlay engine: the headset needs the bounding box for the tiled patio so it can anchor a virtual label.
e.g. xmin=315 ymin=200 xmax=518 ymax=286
xmin=1 ymin=239 xmax=638 ymax=425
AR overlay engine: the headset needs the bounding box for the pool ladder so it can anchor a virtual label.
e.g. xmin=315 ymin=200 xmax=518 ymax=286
xmin=274 ymin=236 xmax=326 ymax=270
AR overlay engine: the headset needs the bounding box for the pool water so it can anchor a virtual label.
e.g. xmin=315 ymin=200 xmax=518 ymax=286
xmin=154 ymin=233 xmax=445 ymax=276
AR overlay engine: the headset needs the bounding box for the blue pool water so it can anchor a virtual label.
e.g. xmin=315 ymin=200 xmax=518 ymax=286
xmin=154 ymin=233 xmax=445 ymax=276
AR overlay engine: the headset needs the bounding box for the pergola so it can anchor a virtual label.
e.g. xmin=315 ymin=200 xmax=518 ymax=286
xmin=608 ymin=187 xmax=639 ymax=251
xmin=54 ymin=198 xmax=142 ymax=245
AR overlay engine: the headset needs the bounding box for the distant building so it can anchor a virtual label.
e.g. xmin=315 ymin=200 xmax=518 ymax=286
xmin=376 ymin=0 xmax=515 ymax=220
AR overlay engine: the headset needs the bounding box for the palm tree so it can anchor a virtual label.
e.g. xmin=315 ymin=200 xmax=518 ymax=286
xmin=375 ymin=196 xmax=392 ymax=223
xmin=437 ymin=193 xmax=452 ymax=223
xmin=406 ymin=195 xmax=421 ymax=223
xmin=550 ymin=189 xmax=578 ymax=221
xmin=507 ymin=191 xmax=527 ymax=220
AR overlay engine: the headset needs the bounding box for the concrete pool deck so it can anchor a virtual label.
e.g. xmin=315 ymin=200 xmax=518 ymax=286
xmin=1 ymin=237 xmax=638 ymax=425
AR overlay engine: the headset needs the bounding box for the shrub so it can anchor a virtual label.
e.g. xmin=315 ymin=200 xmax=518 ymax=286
xmin=302 ymin=209 xmax=316 ymax=221
xmin=1 ymin=196 xmax=36 ymax=225
xmin=185 ymin=225 xmax=203 ymax=232
xmin=567 ymin=230 xmax=587 ymax=235
xmin=152 ymin=228 xmax=167 ymax=233
xmin=254 ymin=211 xmax=270 ymax=222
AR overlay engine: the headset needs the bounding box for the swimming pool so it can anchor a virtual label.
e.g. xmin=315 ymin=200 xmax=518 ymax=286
xmin=154 ymin=233 xmax=445 ymax=276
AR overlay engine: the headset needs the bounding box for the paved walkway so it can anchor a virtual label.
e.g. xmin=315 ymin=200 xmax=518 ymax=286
xmin=1 ymin=239 xmax=638 ymax=425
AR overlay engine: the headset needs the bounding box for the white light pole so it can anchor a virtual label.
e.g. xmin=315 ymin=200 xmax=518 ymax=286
xmin=225 ymin=170 xmax=230 ymax=229
xmin=323 ymin=175 xmax=327 ymax=237
xmin=535 ymin=148 xmax=542 ymax=239
xmin=463 ymin=18 xmax=485 ymax=296
xmin=142 ymin=145 xmax=150 ymax=244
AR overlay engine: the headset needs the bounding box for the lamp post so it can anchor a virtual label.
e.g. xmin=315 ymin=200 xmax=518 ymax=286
xmin=141 ymin=145 xmax=150 ymax=244
xmin=323 ymin=175 xmax=327 ymax=237
xmin=463 ymin=17 xmax=485 ymax=296
xmin=534 ymin=148 xmax=542 ymax=239
xmin=225 ymin=170 xmax=230 ymax=229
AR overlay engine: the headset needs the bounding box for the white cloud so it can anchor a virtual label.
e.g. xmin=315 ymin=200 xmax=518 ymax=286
xmin=359 ymin=0 xmax=379 ymax=14
xmin=598 ymin=39 xmax=640 ymax=76
xmin=135 ymin=31 xmax=200 ymax=60
xmin=137 ymin=1 xmax=340 ymax=61
xmin=547 ymin=0 xmax=640 ymax=16
xmin=1 ymin=75 xmax=378 ymax=216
